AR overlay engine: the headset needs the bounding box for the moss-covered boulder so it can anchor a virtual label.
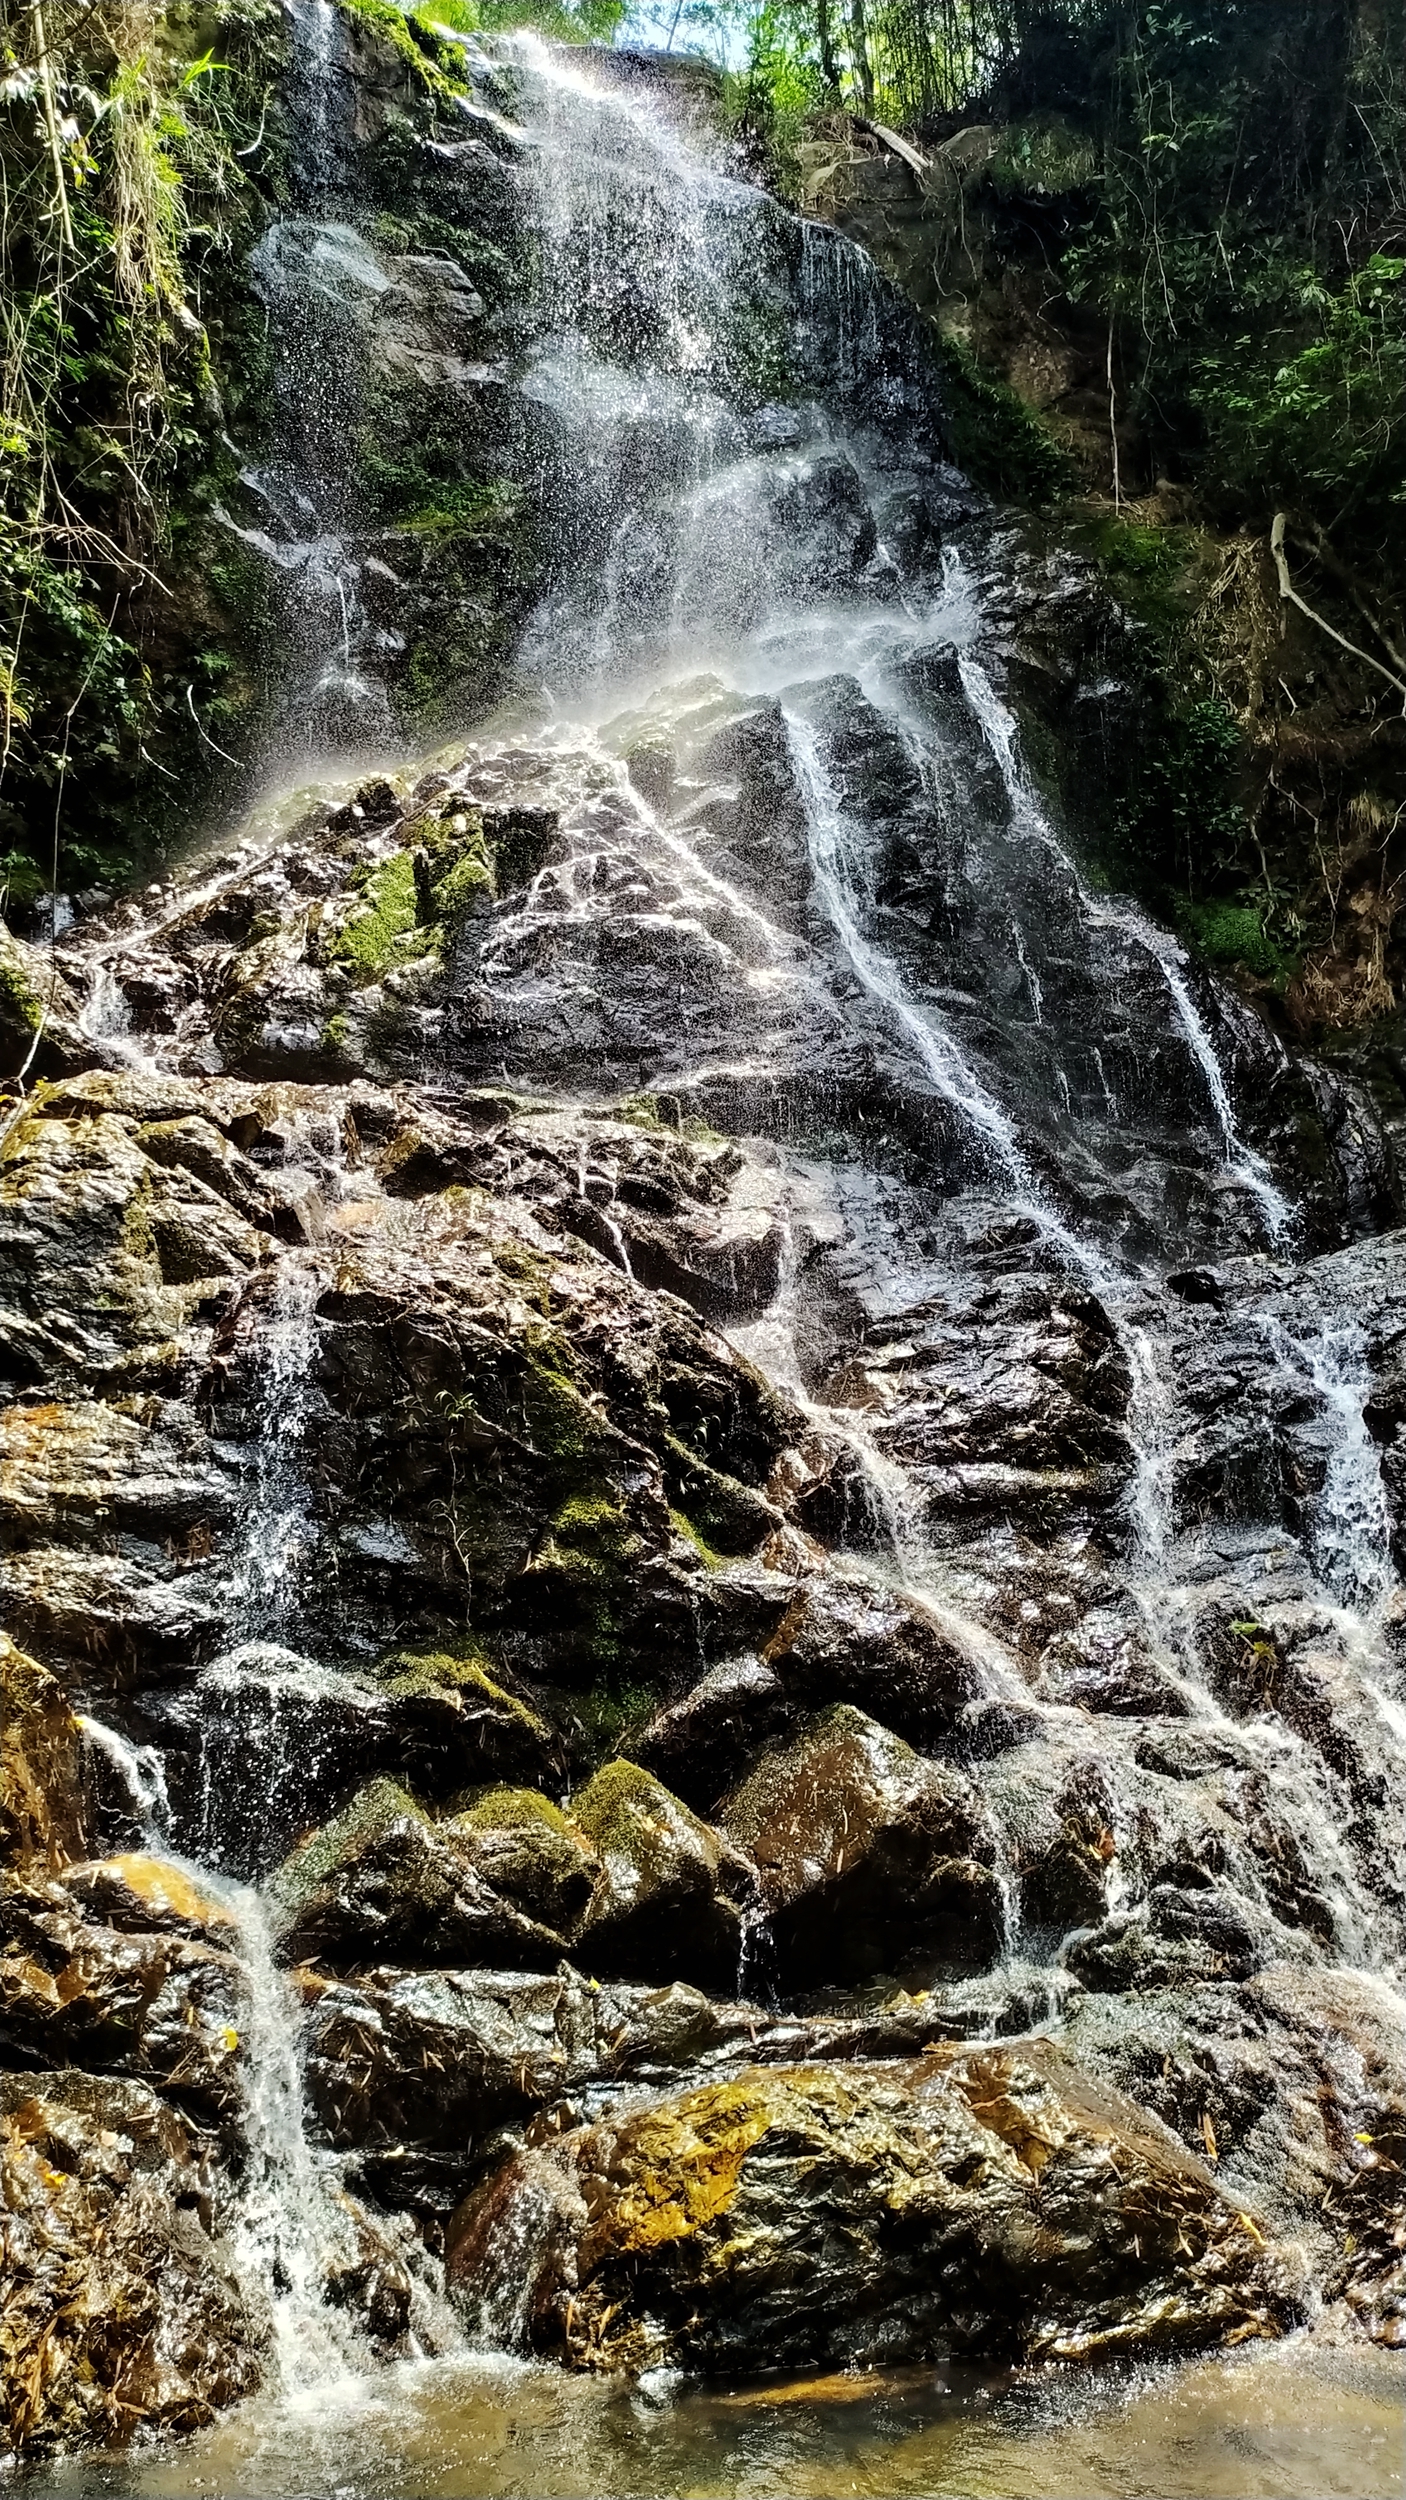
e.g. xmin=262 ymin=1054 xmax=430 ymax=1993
xmin=445 ymin=1786 xmax=600 ymax=1938
xmin=721 ymin=1705 xmax=1003 ymax=1990
xmin=267 ymin=1778 xmax=564 ymax=1968
xmin=0 ymin=1636 xmax=87 ymax=1871
xmin=375 ymin=1646 xmax=560 ymax=1794
xmin=0 ymin=2072 xmax=264 ymax=2455
xmin=445 ymin=2042 xmax=1302 ymax=2374
xmin=570 ymin=1761 xmax=757 ymax=1992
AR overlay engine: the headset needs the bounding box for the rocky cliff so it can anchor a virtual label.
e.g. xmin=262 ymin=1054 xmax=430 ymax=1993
xmin=6 ymin=24 xmax=1406 ymax=2465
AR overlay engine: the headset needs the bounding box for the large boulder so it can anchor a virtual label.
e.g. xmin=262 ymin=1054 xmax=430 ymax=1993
xmin=301 ymin=1962 xmax=771 ymax=2156
xmin=0 ymin=2072 xmax=263 ymax=2454
xmin=0 ymin=1867 xmax=249 ymax=2129
xmin=267 ymin=1779 xmax=564 ymax=1968
xmin=721 ymin=1705 xmax=1003 ymax=1989
xmin=570 ymin=1761 xmax=758 ymax=1991
xmin=444 ymin=1786 xmax=601 ymax=1937
xmin=445 ymin=2043 xmax=1303 ymax=2371
xmin=632 ymin=1655 xmax=792 ymax=1812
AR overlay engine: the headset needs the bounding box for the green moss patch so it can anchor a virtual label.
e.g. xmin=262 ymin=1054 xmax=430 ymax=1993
xmin=1178 ymin=899 xmax=1296 ymax=985
xmin=377 ymin=1642 xmax=550 ymax=1744
xmin=333 ymin=848 xmax=421 ymax=985
xmin=270 ymin=1776 xmax=424 ymax=1911
xmin=571 ymin=1759 xmax=708 ymax=1879
xmin=935 ymin=334 xmax=1075 ymax=507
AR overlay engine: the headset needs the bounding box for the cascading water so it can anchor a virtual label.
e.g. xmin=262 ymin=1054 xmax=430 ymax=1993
xmin=491 ymin=37 xmax=1406 ymax=1994
xmin=230 ymin=0 xmax=396 ymax=761
xmin=233 ymin=1256 xmax=324 ymax=1640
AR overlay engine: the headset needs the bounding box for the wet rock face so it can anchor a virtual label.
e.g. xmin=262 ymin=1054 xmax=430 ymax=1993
xmin=445 ymin=2045 xmax=1304 ymax=2374
xmin=0 ymin=1863 xmax=249 ymax=2131
xmin=571 ymin=1761 xmax=758 ymax=1992
xmin=10 ymin=730 xmax=1406 ymax=2446
xmin=16 ymin=136 xmax=1406 ymax=2438
xmin=0 ymin=2073 xmax=263 ymax=2456
xmin=268 ymin=1779 xmax=567 ymax=1970
xmin=1064 ymin=1963 xmax=1406 ymax=2341
xmin=0 ymin=1635 xmax=87 ymax=1871
xmin=721 ymin=1705 xmax=1001 ymax=1989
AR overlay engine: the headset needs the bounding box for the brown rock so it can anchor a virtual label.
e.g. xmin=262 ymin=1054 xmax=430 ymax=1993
xmin=0 ymin=2072 xmax=263 ymax=2454
xmin=0 ymin=1634 xmax=86 ymax=1871
xmin=721 ymin=1704 xmax=1002 ymax=1988
xmin=445 ymin=2043 xmax=1305 ymax=2373
xmin=0 ymin=1871 xmax=249 ymax=2128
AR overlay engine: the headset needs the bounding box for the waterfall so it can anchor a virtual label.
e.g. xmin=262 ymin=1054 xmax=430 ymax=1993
xmin=1263 ymin=1315 xmax=1396 ymax=1619
xmin=229 ymin=0 xmax=395 ymax=762
xmin=485 ymin=34 xmax=1324 ymax=1610
xmin=216 ymin=1877 xmax=388 ymax=2393
xmin=233 ymin=1256 xmax=325 ymax=1643
xmin=27 ymin=39 xmax=1406 ymax=2470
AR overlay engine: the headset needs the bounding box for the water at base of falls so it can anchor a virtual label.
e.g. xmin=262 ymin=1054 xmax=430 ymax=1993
xmin=18 ymin=2340 xmax=1406 ymax=2498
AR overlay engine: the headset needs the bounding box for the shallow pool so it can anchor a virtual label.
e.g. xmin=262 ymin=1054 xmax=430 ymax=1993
xmin=17 ymin=2334 xmax=1406 ymax=2499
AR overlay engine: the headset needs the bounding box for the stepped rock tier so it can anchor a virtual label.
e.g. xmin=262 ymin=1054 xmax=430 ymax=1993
xmin=5 ymin=18 xmax=1406 ymax=2468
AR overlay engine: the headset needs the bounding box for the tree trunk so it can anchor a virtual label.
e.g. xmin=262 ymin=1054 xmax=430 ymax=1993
xmin=848 ymin=0 xmax=876 ymax=115
xmin=816 ymin=0 xmax=842 ymax=99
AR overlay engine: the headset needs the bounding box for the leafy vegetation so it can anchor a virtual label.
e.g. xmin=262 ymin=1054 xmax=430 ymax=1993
xmin=933 ymin=330 xmax=1073 ymax=503
xmin=0 ymin=0 xmax=282 ymax=907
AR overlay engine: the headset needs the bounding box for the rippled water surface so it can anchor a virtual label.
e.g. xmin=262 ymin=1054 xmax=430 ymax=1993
xmin=20 ymin=2341 xmax=1406 ymax=2499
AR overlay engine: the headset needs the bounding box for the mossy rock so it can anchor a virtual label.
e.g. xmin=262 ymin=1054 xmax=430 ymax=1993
xmin=332 ymin=849 xmax=424 ymax=986
xmin=570 ymin=1760 xmax=757 ymax=1992
xmin=0 ymin=925 xmax=85 ymax=1081
xmin=268 ymin=1776 xmax=563 ymax=1968
xmin=375 ymin=1644 xmax=558 ymax=1792
xmin=446 ymin=2042 xmax=1295 ymax=2374
xmin=445 ymin=1784 xmax=601 ymax=1937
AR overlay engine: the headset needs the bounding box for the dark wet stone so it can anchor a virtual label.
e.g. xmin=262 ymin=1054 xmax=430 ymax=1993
xmin=445 ymin=2041 xmax=1305 ymax=2372
xmin=631 ymin=1656 xmax=792 ymax=1811
xmin=721 ymin=1704 xmax=1003 ymax=1987
xmin=268 ymin=1779 xmax=566 ymax=1969
xmin=0 ymin=1870 xmax=249 ymax=2129
xmin=570 ymin=1761 xmax=758 ymax=1992
xmin=444 ymin=1786 xmax=601 ymax=1938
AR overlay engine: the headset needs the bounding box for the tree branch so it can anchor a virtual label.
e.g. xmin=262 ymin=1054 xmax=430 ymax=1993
xmin=1270 ymin=513 xmax=1406 ymax=708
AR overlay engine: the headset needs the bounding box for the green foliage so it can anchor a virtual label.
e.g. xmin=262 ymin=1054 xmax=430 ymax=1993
xmin=0 ymin=0 xmax=281 ymax=899
xmin=935 ymin=333 xmax=1074 ymax=506
xmin=1195 ymin=258 xmax=1406 ymax=528
xmin=409 ymin=0 xmax=626 ymax=42
xmin=720 ymin=0 xmax=827 ymax=199
xmin=1178 ymin=898 xmax=1293 ymax=984
xmin=1106 ymin=697 xmax=1245 ymax=900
